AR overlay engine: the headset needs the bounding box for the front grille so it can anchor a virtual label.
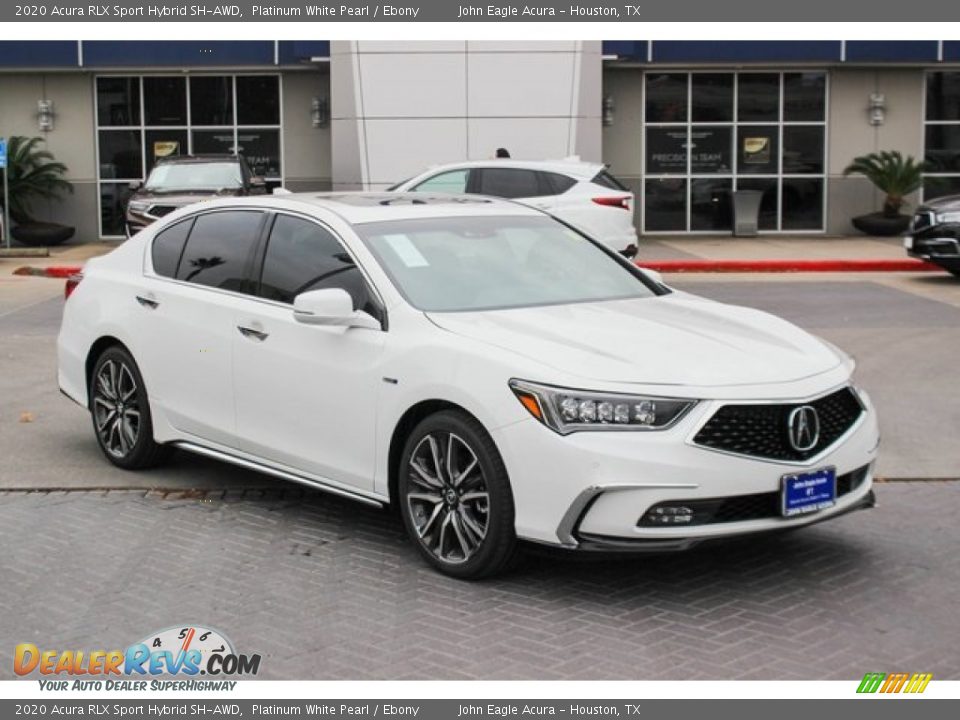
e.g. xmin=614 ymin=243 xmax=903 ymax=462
xmin=148 ymin=205 xmax=177 ymax=218
xmin=637 ymin=464 xmax=870 ymax=527
xmin=693 ymin=387 xmax=863 ymax=462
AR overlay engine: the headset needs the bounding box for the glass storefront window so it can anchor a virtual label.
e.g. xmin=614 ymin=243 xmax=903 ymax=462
xmin=784 ymin=73 xmax=826 ymax=122
xmin=924 ymin=72 xmax=960 ymax=202
xmin=96 ymin=77 xmax=140 ymax=127
xmin=783 ymin=126 xmax=825 ymax=174
xmin=95 ymin=74 xmax=283 ymax=237
xmin=98 ymin=130 xmax=142 ymax=180
xmin=690 ymin=178 xmax=733 ymax=231
xmin=737 ymin=74 xmax=779 ymax=122
xmin=643 ymin=71 xmax=826 ymax=233
xmin=143 ymin=77 xmax=187 ymax=126
xmin=644 ymin=179 xmax=687 ymax=231
xmin=690 ymin=126 xmax=732 ymax=174
xmin=646 ymin=128 xmax=688 ymax=174
xmin=692 ymin=74 xmax=733 ymax=123
xmin=237 ymin=76 xmax=280 ymax=125
xmin=645 ymin=73 xmax=688 ymax=123
xmin=190 ymin=76 xmax=234 ymax=126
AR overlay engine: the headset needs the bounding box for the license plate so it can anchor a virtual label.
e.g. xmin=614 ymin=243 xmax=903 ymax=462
xmin=781 ymin=467 xmax=836 ymax=517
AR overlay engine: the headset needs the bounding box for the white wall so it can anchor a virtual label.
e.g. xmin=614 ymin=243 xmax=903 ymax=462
xmin=331 ymin=41 xmax=602 ymax=190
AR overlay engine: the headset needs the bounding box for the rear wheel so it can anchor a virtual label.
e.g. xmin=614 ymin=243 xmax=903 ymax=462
xmin=90 ymin=346 xmax=170 ymax=470
xmin=399 ymin=410 xmax=517 ymax=579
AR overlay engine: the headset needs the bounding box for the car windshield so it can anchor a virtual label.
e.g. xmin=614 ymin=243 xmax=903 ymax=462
xmin=145 ymin=162 xmax=242 ymax=191
xmin=356 ymin=215 xmax=659 ymax=312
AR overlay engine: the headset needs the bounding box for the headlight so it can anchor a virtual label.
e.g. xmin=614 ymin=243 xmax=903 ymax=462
xmin=509 ymin=379 xmax=696 ymax=434
xmin=935 ymin=211 xmax=960 ymax=225
xmin=128 ymin=201 xmax=150 ymax=213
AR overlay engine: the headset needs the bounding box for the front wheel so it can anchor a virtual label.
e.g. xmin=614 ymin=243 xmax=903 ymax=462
xmin=90 ymin=346 xmax=170 ymax=470
xmin=399 ymin=410 xmax=517 ymax=579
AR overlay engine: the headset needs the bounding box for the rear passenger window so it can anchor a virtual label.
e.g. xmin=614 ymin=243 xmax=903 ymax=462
xmin=151 ymin=218 xmax=193 ymax=278
xmin=258 ymin=214 xmax=381 ymax=319
xmin=412 ymin=169 xmax=469 ymax=194
xmin=176 ymin=211 xmax=263 ymax=293
xmin=542 ymin=172 xmax=577 ymax=195
xmin=476 ymin=168 xmax=542 ymax=199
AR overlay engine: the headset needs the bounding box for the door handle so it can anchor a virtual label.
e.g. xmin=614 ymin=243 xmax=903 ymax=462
xmin=237 ymin=325 xmax=269 ymax=342
xmin=135 ymin=295 xmax=159 ymax=309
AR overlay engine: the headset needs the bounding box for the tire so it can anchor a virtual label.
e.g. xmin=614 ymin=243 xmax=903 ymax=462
xmin=398 ymin=410 xmax=517 ymax=579
xmin=89 ymin=346 xmax=171 ymax=470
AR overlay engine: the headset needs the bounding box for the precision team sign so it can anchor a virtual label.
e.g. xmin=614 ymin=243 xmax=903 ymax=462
xmin=6 ymin=0 xmax=960 ymax=21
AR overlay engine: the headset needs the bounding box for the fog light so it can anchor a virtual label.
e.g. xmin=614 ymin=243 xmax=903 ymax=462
xmin=643 ymin=505 xmax=694 ymax=525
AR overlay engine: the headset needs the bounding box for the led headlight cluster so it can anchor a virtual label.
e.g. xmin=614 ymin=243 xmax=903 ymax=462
xmin=509 ymin=379 xmax=696 ymax=434
xmin=128 ymin=201 xmax=150 ymax=214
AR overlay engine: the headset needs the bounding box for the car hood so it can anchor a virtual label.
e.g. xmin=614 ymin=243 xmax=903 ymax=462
xmin=426 ymin=294 xmax=842 ymax=387
xmin=918 ymin=194 xmax=960 ymax=213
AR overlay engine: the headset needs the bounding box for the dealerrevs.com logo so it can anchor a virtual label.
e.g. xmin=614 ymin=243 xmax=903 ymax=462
xmin=857 ymin=672 xmax=933 ymax=694
xmin=15 ymin=625 xmax=260 ymax=690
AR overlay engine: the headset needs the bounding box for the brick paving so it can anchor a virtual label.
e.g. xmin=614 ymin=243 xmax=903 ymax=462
xmin=1 ymin=481 xmax=958 ymax=681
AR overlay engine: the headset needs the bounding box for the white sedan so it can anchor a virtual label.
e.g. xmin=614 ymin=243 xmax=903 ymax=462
xmin=58 ymin=193 xmax=879 ymax=578
xmin=389 ymin=159 xmax=639 ymax=258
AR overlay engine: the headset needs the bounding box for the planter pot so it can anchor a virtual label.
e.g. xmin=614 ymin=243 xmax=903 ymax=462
xmin=851 ymin=212 xmax=911 ymax=237
xmin=11 ymin=222 xmax=76 ymax=247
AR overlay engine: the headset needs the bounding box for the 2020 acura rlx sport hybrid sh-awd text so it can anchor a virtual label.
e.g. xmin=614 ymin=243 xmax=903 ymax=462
xmin=58 ymin=193 xmax=879 ymax=578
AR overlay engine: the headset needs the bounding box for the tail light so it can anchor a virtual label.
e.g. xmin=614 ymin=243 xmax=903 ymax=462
xmin=592 ymin=196 xmax=631 ymax=210
xmin=65 ymin=273 xmax=83 ymax=300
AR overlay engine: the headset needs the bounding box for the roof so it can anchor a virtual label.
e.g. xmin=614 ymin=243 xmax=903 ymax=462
xmin=411 ymin=158 xmax=606 ymax=180
xmin=201 ymin=192 xmax=543 ymax=225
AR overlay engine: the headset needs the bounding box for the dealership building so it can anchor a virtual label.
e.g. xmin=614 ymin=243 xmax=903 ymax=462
xmin=1 ymin=39 xmax=959 ymax=241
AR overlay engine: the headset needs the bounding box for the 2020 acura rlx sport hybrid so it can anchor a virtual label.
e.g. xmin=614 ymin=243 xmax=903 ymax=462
xmin=58 ymin=193 xmax=879 ymax=578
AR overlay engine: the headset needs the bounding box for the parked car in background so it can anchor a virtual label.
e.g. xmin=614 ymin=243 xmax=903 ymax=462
xmin=59 ymin=192 xmax=878 ymax=579
xmin=389 ymin=159 xmax=639 ymax=258
xmin=905 ymin=195 xmax=960 ymax=277
xmin=125 ymin=154 xmax=266 ymax=237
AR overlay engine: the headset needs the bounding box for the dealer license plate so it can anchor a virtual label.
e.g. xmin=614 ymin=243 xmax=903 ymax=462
xmin=781 ymin=467 xmax=836 ymax=517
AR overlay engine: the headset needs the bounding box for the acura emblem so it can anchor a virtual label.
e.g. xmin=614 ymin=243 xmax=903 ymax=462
xmin=787 ymin=405 xmax=820 ymax=452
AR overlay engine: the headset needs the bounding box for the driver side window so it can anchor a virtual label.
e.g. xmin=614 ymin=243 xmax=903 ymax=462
xmin=257 ymin=214 xmax=382 ymax=321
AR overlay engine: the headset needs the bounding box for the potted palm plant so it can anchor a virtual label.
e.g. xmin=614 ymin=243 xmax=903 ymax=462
xmin=3 ymin=136 xmax=75 ymax=246
xmin=843 ymin=151 xmax=927 ymax=236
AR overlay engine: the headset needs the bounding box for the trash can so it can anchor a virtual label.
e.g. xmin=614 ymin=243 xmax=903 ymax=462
xmin=732 ymin=190 xmax=763 ymax=237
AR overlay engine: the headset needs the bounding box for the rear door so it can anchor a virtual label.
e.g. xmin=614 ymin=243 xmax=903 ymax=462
xmin=137 ymin=209 xmax=267 ymax=448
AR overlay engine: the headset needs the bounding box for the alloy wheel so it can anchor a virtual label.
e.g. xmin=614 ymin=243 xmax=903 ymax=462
xmin=92 ymin=359 xmax=141 ymax=459
xmin=405 ymin=432 xmax=490 ymax=565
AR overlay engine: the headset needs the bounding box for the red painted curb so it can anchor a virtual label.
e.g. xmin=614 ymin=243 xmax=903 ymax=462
xmin=14 ymin=265 xmax=83 ymax=278
xmin=637 ymin=258 xmax=941 ymax=273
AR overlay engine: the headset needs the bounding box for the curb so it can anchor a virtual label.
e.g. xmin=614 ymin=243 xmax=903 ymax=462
xmin=13 ymin=265 xmax=83 ymax=278
xmin=637 ymin=258 xmax=941 ymax=273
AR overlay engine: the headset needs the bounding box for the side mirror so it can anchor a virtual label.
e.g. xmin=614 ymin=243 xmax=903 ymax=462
xmin=292 ymin=288 xmax=381 ymax=330
xmin=128 ymin=180 xmax=143 ymax=191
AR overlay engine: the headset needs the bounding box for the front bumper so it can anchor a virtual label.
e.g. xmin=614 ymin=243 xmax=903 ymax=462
xmin=905 ymin=227 xmax=960 ymax=271
xmin=492 ymin=386 xmax=880 ymax=549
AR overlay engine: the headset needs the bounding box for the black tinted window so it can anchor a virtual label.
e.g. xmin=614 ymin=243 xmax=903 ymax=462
xmin=176 ymin=211 xmax=263 ymax=292
xmin=476 ymin=168 xmax=542 ymax=199
xmin=541 ymin=172 xmax=576 ymax=195
xmin=259 ymin=215 xmax=379 ymax=317
xmin=151 ymin=218 xmax=193 ymax=278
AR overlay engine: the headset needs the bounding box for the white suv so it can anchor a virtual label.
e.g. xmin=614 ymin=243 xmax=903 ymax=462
xmin=390 ymin=159 xmax=639 ymax=258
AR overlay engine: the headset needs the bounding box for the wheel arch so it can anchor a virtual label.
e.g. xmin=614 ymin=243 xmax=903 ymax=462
xmin=84 ymin=336 xmax=132 ymax=407
xmin=387 ymin=399 xmax=486 ymax=509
